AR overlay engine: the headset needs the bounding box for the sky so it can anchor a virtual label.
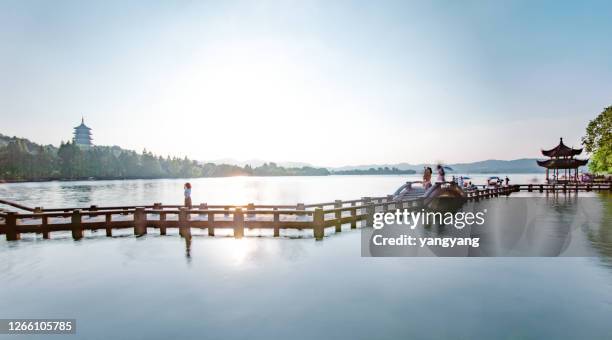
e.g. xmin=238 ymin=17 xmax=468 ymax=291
xmin=1 ymin=0 xmax=611 ymax=167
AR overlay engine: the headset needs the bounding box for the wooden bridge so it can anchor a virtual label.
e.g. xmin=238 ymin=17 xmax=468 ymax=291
xmin=0 ymin=181 xmax=608 ymax=242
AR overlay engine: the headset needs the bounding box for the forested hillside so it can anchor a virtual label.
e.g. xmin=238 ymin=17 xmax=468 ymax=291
xmin=0 ymin=134 xmax=329 ymax=181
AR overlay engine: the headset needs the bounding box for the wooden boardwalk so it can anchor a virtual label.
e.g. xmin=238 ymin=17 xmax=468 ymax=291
xmin=514 ymin=182 xmax=611 ymax=193
xmin=0 ymin=182 xmax=608 ymax=242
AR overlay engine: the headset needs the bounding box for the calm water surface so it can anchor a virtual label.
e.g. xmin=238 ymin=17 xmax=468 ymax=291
xmin=1 ymin=175 xmax=611 ymax=340
xmin=0 ymin=173 xmax=544 ymax=208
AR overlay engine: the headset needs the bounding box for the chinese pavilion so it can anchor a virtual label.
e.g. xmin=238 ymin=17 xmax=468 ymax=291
xmin=537 ymin=137 xmax=588 ymax=183
xmin=73 ymin=117 xmax=93 ymax=149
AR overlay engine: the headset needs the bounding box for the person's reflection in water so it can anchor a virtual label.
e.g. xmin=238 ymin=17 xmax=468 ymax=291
xmin=184 ymin=235 xmax=192 ymax=260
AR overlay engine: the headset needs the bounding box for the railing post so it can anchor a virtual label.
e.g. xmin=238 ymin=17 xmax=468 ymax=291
xmin=105 ymin=213 xmax=112 ymax=237
xmin=179 ymin=207 xmax=191 ymax=238
xmin=366 ymin=201 xmax=375 ymax=228
xmin=5 ymin=212 xmax=19 ymax=241
xmin=159 ymin=210 xmax=167 ymax=235
xmin=334 ymin=200 xmax=342 ymax=232
xmin=273 ymin=208 xmax=280 ymax=237
xmin=247 ymin=203 xmax=255 ymax=218
xmin=42 ymin=215 xmax=49 ymax=239
xmin=296 ymin=203 xmax=305 ymax=230
xmin=207 ymin=212 xmax=215 ymax=236
xmin=134 ymin=207 xmax=146 ymax=236
xmin=313 ymin=208 xmax=324 ymax=240
xmin=234 ymin=208 xmax=244 ymax=239
xmin=71 ymin=209 xmax=83 ymax=240
xmin=199 ymin=203 xmax=208 ymax=218
xmin=350 ymin=202 xmax=357 ymax=229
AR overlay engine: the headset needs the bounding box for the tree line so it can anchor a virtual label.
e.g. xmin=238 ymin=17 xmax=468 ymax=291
xmin=0 ymin=138 xmax=330 ymax=181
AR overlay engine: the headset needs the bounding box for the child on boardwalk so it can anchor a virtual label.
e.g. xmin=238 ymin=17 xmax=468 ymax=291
xmin=184 ymin=182 xmax=192 ymax=209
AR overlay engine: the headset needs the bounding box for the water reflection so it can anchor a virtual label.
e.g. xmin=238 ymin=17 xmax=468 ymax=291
xmin=366 ymin=195 xmax=612 ymax=261
xmin=584 ymin=193 xmax=612 ymax=268
xmin=185 ymin=235 xmax=192 ymax=260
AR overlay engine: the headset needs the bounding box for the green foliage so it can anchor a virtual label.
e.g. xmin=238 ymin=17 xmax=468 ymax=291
xmin=582 ymin=106 xmax=612 ymax=173
xmin=0 ymin=137 xmax=330 ymax=181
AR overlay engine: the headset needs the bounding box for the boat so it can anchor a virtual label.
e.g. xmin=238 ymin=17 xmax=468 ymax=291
xmin=393 ymin=181 xmax=467 ymax=211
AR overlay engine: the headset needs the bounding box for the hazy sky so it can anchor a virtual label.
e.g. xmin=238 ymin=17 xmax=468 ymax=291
xmin=1 ymin=0 xmax=611 ymax=166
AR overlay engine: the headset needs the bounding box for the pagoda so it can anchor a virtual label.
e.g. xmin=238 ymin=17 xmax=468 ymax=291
xmin=73 ymin=117 xmax=93 ymax=149
xmin=537 ymin=137 xmax=587 ymax=183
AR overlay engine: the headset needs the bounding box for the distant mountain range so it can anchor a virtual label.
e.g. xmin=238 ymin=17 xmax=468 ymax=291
xmin=331 ymin=159 xmax=557 ymax=174
xmin=208 ymin=158 xmax=585 ymax=174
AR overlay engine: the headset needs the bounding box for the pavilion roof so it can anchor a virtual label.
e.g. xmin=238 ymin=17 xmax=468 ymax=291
xmin=541 ymin=138 xmax=582 ymax=157
xmin=537 ymin=158 xmax=588 ymax=169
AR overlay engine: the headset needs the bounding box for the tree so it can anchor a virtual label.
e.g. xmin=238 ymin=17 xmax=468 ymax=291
xmin=582 ymin=106 xmax=612 ymax=174
xmin=57 ymin=141 xmax=83 ymax=178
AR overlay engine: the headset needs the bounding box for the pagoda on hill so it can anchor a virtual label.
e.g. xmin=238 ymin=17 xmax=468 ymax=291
xmin=537 ymin=137 xmax=588 ymax=183
xmin=73 ymin=117 xmax=93 ymax=149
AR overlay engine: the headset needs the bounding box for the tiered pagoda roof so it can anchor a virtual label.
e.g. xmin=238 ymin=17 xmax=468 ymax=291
xmin=73 ymin=117 xmax=93 ymax=147
xmin=536 ymin=158 xmax=588 ymax=169
xmin=540 ymin=138 xmax=582 ymax=157
xmin=537 ymin=137 xmax=587 ymax=169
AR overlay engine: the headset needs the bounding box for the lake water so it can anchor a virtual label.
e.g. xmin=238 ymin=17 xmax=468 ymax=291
xmin=1 ymin=175 xmax=611 ymax=339
xmin=0 ymin=173 xmax=544 ymax=208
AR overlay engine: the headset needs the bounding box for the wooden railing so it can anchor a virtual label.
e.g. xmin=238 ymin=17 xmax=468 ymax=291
xmin=1 ymin=182 xmax=607 ymax=242
xmin=464 ymin=185 xmax=517 ymax=200
xmin=514 ymin=183 xmax=611 ymax=192
xmin=0 ymin=196 xmax=424 ymax=242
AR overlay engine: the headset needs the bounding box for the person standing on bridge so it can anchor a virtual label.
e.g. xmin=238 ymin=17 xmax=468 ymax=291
xmin=505 ymin=176 xmax=510 ymax=187
xmin=423 ymin=167 xmax=432 ymax=189
xmin=436 ymin=165 xmax=445 ymax=183
xmin=184 ymin=182 xmax=192 ymax=209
